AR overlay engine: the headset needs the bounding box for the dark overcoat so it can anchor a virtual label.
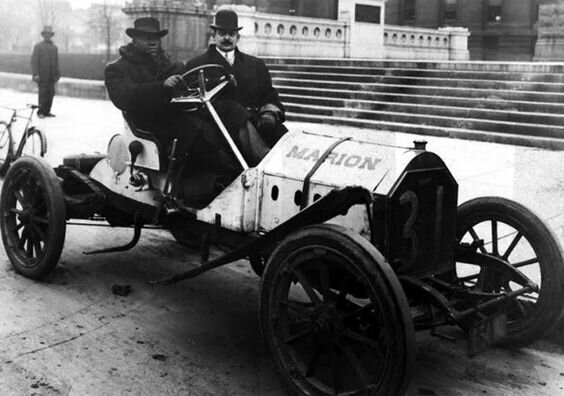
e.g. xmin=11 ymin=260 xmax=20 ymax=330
xmin=31 ymin=40 xmax=60 ymax=82
xmin=184 ymin=45 xmax=285 ymax=118
xmin=104 ymin=43 xmax=183 ymax=131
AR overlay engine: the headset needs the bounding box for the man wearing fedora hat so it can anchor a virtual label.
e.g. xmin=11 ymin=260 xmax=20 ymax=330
xmin=185 ymin=8 xmax=287 ymax=151
xmin=31 ymin=26 xmax=60 ymax=118
xmin=105 ymin=17 xmax=210 ymax=154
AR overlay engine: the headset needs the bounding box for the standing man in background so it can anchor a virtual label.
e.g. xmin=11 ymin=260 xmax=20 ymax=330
xmin=31 ymin=26 xmax=60 ymax=118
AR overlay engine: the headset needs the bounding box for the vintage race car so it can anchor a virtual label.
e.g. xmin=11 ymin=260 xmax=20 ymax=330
xmin=1 ymin=65 xmax=563 ymax=396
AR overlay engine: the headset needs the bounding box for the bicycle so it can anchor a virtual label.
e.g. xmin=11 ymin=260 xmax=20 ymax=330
xmin=0 ymin=104 xmax=47 ymax=175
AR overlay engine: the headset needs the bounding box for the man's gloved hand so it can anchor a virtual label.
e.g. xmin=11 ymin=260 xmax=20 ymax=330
xmin=257 ymin=111 xmax=277 ymax=133
xmin=32 ymin=75 xmax=39 ymax=83
xmin=163 ymin=75 xmax=185 ymax=90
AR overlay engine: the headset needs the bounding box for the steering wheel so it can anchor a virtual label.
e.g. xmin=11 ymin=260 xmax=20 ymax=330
xmin=170 ymin=64 xmax=233 ymax=110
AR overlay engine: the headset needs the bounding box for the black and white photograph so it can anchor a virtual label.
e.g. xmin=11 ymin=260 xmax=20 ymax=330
xmin=0 ymin=1 xmax=563 ymax=395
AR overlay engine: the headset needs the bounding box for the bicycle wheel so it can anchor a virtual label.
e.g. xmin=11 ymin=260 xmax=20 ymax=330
xmin=16 ymin=127 xmax=47 ymax=158
xmin=0 ymin=121 xmax=14 ymax=175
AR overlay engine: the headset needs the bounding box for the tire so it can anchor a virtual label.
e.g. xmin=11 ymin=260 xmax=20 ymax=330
xmin=0 ymin=121 xmax=14 ymax=176
xmin=455 ymin=196 xmax=564 ymax=347
xmin=260 ymin=224 xmax=415 ymax=396
xmin=0 ymin=156 xmax=66 ymax=279
xmin=16 ymin=127 xmax=47 ymax=158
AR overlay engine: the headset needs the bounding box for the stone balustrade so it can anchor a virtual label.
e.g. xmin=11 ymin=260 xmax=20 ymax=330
xmin=238 ymin=10 xmax=348 ymax=58
xmin=384 ymin=25 xmax=470 ymax=60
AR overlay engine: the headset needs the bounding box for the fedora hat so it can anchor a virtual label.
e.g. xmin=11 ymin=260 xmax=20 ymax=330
xmin=210 ymin=9 xmax=242 ymax=31
xmin=41 ymin=26 xmax=55 ymax=36
xmin=126 ymin=17 xmax=168 ymax=38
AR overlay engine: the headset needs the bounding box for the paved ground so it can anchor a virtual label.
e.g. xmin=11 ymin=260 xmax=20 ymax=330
xmin=0 ymin=89 xmax=563 ymax=395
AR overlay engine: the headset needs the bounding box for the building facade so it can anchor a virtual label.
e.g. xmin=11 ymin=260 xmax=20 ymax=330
xmin=215 ymin=0 xmax=541 ymax=60
xmin=384 ymin=0 xmax=540 ymax=60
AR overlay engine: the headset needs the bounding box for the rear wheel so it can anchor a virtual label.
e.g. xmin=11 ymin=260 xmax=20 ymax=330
xmin=455 ymin=196 xmax=564 ymax=347
xmin=0 ymin=156 xmax=66 ymax=279
xmin=0 ymin=121 xmax=14 ymax=175
xmin=16 ymin=127 xmax=47 ymax=158
xmin=260 ymin=224 xmax=414 ymax=396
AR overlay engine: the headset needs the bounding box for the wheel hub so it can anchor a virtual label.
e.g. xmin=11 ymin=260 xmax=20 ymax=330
xmin=312 ymin=304 xmax=344 ymax=343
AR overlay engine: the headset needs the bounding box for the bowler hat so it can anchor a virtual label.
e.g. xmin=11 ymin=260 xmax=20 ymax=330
xmin=41 ymin=26 xmax=55 ymax=36
xmin=210 ymin=9 xmax=242 ymax=31
xmin=126 ymin=17 xmax=168 ymax=38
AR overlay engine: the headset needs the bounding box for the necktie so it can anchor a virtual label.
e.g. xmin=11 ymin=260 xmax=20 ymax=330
xmin=224 ymin=51 xmax=234 ymax=65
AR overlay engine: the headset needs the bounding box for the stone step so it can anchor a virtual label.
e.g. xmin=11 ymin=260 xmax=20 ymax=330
xmin=285 ymin=112 xmax=564 ymax=150
xmin=273 ymin=77 xmax=564 ymax=103
xmin=264 ymin=58 xmax=564 ymax=73
xmin=281 ymin=93 xmax=564 ymax=126
xmin=268 ymin=64 xmax=564 ymax=84
xmin=284 ymin=102 xmax=564 ymax=139
xmin=271 ymin=70 xmax=564 ymax=92
xmin=277 ymin=86 xmax=564 ymax=114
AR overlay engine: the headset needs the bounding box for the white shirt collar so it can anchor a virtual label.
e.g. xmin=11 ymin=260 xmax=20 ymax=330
xmin=216 ymin=47 xmax=235 ymax=65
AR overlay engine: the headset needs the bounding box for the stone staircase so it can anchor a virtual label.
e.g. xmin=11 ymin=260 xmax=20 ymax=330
xmin=264 ymin=58 xmax=564 ymax=149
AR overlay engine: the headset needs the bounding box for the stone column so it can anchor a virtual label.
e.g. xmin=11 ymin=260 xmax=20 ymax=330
xmin=534 ymin=0 xmax=564 ymax=61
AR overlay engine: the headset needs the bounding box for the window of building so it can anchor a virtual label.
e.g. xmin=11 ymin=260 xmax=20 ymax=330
xmin=404 ymin=0 xmax=416 ymax=24
xmin=444 ymin=0 xmax=457 ymax=22
xmin=488 ymin=0 xmax=502 ymax=23
xmin=355 ymin=4 xmax=381 ymax=23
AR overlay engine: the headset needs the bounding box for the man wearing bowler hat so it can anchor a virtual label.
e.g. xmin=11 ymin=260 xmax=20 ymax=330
xmin=31 ymin=26 xmax=60 ymax=118
xmin=105 ymin=17 xmax=244 ymax=206
xmin=185 ymin=8 xmax=287 ymax=151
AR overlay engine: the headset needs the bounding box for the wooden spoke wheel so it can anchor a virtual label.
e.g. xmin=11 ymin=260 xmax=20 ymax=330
xmin=260 ymin=224 xmax=414 ymax=396
xmin=0 ymin=156 xmax=66 ymax=279
xmin=455 ymin=196 xmax=564 ymax=347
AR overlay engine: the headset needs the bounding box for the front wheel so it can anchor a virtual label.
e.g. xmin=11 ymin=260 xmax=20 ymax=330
xmin=0 ymin=156 xmax=66 ymax=279
xmin=455 ymin=196 xmax=564 ymax=347
xmin=260 ymin=224 xmax=415 ymax=396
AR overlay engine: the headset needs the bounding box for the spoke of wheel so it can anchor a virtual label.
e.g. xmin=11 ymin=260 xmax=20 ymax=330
xmin=13 ymin=190 xmax=26 ymax=206
xmin=343 ymin=303 xmax=375 ymax=321
xmin=502 ymin=231 xmax=523 ymax=260
xmin=30 ymin=227 xmax=42 ymax=257
xmin=31 ymin=215 xmax=49 ymax=225
xmin=8 ymin=207 xmax=23 ymax=215
xmin=280 ymin=300 xmax=313 ymax=320
xmin=305 ymin=340 xmax=323 ymax=377
xmin=31 ymin=223 xmax=46 ymax=242
xmin=337 ymin=273 xmax=350 ymax=309
xmin=491 ymin=220 xmax=499 ymax=256
xmin=332 ymin=345 xmax=344 ymax=394
xmin=25 ymin=232 xmax=34 ymax=257
xmin=284 ymin=326 xmax=313 ymax=345
xmin=341 ymin=343 xmax=371 ymax=387
xmin=511 ymin=298 xmax=529 ymax=318
xmin=343 ymin=328 xmax=384 ymax=352
xmin=18 ymin=227 xmax=29 ymax=249
xmin=512 ymin=257 xmax=539 ymax=269
xmin=294 ymin=269 xmax=322 ymax=306
xmin=317 ymin=263 xmax=330 ymax=301
xmin=468 ymin=227 xmax=488 ymax=254
xmin=14 ymin=221 xmax=24 ymax=232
